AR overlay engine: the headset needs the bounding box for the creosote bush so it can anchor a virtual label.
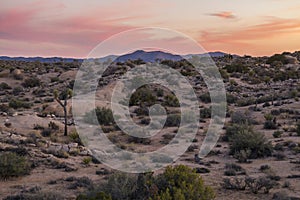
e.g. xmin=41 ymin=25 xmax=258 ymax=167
xmin=0 ymin=152 xmax=31 ymax=180
xmin=229 ymin=124 xmax=273 ymax=161
xmin=77 ymin=165 xmax=215 ymax=200
xmin=84 ymin=107 xmax=115 ymax=125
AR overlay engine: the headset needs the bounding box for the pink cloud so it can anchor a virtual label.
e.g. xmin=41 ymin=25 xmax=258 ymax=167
xmin=209 ymin=11 xmax=236 ymax=19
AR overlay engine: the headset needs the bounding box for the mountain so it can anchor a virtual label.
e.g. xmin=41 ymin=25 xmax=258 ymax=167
xmin=0 ymin=51 xmax=232 ymax=63
xmin=183 ymin=51 xmax=228 ymax=59
xmin=114 ymin=50 xmax=183 ymax=62
xmin=0 ymin=56 xmax=83 ymax=63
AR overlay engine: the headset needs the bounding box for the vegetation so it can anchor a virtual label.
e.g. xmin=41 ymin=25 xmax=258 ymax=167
xmin=54 ymin=88 xmax=72 ymax=136
xmin=77 ymin=165 xmax=215 ymax=200
xmin=229 ymin=124 xmax=273 ymax=161
xmin=0 ymin=152 xmax=31 ymax=180
xmin=84 ymin=107 xmax=115 ymax=126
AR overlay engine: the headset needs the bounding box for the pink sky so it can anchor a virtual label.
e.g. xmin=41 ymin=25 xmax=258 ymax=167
xmin=1 ymin=0 xmax=300 ymax=57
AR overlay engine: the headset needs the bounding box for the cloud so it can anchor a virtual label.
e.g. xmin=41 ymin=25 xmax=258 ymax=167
xmin=209 ymin=11 xmax=236 ymax=19
xmin=199 ymin=18 xmax=300 ymax=55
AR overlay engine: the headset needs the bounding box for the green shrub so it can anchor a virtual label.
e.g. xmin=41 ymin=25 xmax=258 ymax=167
xmin=129 ymin=87 xmax=157 ymax=106
xmin=154 ymin=165 xmax=215 ymax=200
xmin=273 ymin=131 xmax=283 ymax=138
xmin=165 ymin=114 xmax=181 ymax=127
xmin=22 ymin=77 xmax=41 ymax=88
xmin=266 ymin=54 xmax=289 ymax=65
xmin=229 ymin=125 xmax=273 ymax=160
xmin=84 ymin=107 xmax=115 ymax=125
xmin=0 ymin=152 xmax=31 ymax=180
xmin=0 ymin=82 xmax=11 ymax=90
xmin=164 ymin=94 xmax=180 ymax=107
xmin=9 ymin=98 xmax=32 ymax=109
xmin=297 ymin=123 xmax=300 ymax=136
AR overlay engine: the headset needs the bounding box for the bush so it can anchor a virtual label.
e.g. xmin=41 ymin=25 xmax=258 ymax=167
xmin=84 ymin=107 xmax=115 ymax=125
xmin=154 ymin=165 xmax=215 ymax=200
xmin=77 ymin=165 xmax=214 ymax=200
xmin=0 ymin=82 xmax=11 ymax=90
xmin=273 ymin=131 xmax=283 ymax=138
xmin=0 ymin=152 xmax=31 ymax=180
xmin=199 ymin=92 xmax=211 ymax=103
xmin=163 ymin=94 xmax=180 ymax=107
xmin=9 ymin=98 xmax=31 ymax=109
xmin=297 ymin=123 xmax=300 ymax=136
xmin=223 ymin=176 xmax=277 ymax=194
xmin=12 ymin=86 xmax=24 ymax=95
xmin=229 ymin=125 xmax=273 ymax=160
xmin=129 ymin=87 xmax=157 ymax=106
xmin=165 ymin=114 xmax=181 ymax=127
xmin=22 ymin=77 xmax=41 ymax=88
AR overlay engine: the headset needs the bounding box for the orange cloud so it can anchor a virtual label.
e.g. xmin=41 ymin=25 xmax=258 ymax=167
xmin=200 ymin=18 xmax=300 ymax=55
xmin=210 ymin=11 xmax=236 ymax=19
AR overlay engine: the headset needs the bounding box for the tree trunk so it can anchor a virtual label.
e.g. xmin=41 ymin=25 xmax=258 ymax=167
xmin=64 ymin=103 xmax=68 ymax=136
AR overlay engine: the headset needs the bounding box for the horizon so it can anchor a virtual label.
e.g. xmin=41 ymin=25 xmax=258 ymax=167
xmin=1 ymin=1 xmax=300 ymax=57
xmin=0 ymin=49 xmax=298 ymax=60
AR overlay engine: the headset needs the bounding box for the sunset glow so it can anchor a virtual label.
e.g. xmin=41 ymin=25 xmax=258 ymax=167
xmin=1 ymin=0 xmax=300 ymax=57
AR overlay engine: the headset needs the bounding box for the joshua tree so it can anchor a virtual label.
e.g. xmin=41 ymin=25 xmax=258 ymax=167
xmin=54 ymin=88 xmax=72 ymax=136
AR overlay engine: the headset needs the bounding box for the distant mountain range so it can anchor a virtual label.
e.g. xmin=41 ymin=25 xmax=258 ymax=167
xmin=0 ymin=50 xmax=229 ymax=63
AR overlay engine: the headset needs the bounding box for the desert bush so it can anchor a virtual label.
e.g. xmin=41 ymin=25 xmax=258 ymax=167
xmin=223 ymin=176 xmax=277 ymax=194
xmin=0 ymin=104 xmax=10 ymax=113
xmin=77 ymin=165 xmax=214 ymax=200
xmin=273 ymin=131 xmax=283 ymax=138
xmin=41 ymin=128 xmax=52 ymax=137
xmin=9 ymin=98 xmax=31 ymax=109
xmin=163 ymin=94 xmax=180 ymax=107
xmin=0 ymin=82 xmax=11 ymax=90
xmin=12 ymin=86 xmax=24 ymax=95
xmin=297 ymin=123 xmax=300 ymax=136
xmin=0 ymin=152 xmax=31 ymax=180
xmin=224 ymin=163 xmax=246 ymax=176
xmin=129 ymin=87 xmax=157 ymax=106
xmin=84 ymin=107 xmax=115 ymax=125
xmin=199 ymin=92 xmax=211 ymax=103
xmin=266 ymin=54 xmax=289 ymax=65
xmin=200 ymin=107 xmax=211 ymax=118
xmin=165 ymin=114 xmax=181 ymax=127
xmin=153 ymin=165 xmax=215 ymax=200
xmin=22 ymin=77 xmax=41 ymax=88
xmin=229 ymin=125 xmax=273 ymax=160
xmin=82 ymin=157 xmax=92 ymax=165
xmin=48 ymin=121 xmax=59 ymax=130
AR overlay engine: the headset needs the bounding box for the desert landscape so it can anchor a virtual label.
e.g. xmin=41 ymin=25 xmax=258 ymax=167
xmin=0 ymin=50 xmax=299 ymax=199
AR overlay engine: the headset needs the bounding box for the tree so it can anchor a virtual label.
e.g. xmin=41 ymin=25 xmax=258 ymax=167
xmin=54 ymin=88 xmax=72 ymax=136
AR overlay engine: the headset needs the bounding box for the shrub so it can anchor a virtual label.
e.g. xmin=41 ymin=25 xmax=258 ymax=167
xmin=82 ymin=157 xmax=92 ymax=165
xmin=22 ymin=77 xmax=41 ymax=88
xmin=163 ymin=94 xmax=180 ymax=107
xmin=165 ymin=114 xmax=181 ymax=127
xmin=0 ymin=104 xmax=10 ymax=113
xmin=229 ymin=125 xmax=273 ymax=160
xmin=199 ymin=92 xmax=211 ymax=103
xmin=84 ymin=107 xmax=115 ymax=125
xmin=129 ymin=87 xmax=156 ymax=106
xmin=273 ymin=131 xmax=283 ymax=138
xmin=297 ymin=123 xmax=300 ymax=136
xmin=9 ymin=98 xmax=31 ymax=109
xmin=0 ymin=82 xmax=11 ymax=90
xmin=12 ymin=86 xmax=24 ymax=95
xmin=0 ymin=152 xmax=31 ymax=180
xmin=266 ymin=54 xmax=289 ymax=65
xmin=154 ymin=165 xmax=215 ymax=200
xmin=200 ymin=107 xmax=211 ymax=118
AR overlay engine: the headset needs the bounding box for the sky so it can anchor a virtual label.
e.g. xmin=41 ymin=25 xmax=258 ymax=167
xmin=1 ymin=0 xmax=300 ymax=57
